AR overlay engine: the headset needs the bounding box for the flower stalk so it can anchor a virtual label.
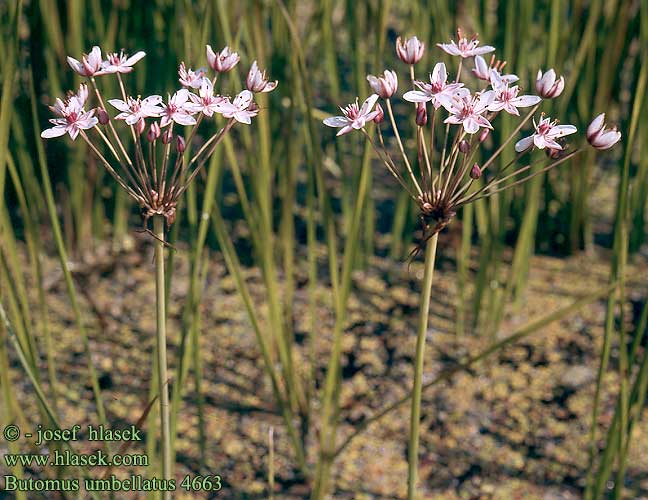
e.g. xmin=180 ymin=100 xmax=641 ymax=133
xmin=408 ymin=231 xmax=438 ymax=499
xmin=153 ymin=215 xmax=172 ymax=492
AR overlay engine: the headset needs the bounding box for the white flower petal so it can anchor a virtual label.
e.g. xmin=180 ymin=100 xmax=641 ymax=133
xmin=41 ymin=126 xmax=68 ymax=138
xmin=323 ymin=116 xmax=351 ymax=127
xmin=514 ymin=135 xmax=534 ymax=152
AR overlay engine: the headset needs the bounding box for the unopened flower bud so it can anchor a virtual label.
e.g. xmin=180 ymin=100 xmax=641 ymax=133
xmin=367 ymin=70 xmax=398 ymax=99
xmin=373 ymin=104 xmax=384 ymax=124
xmin=147 ymin=122 xmax=161 ymax=142
xmin=176 ymin=136 xmax=186 ymax=153
xmin=535 ymin=69 xmax=565 ymax=99
xmin=206 ymin=45 xmax=240 ymax=73
xmin=415 ymin=102 xmax=427 ymax=126
xmin=396 ymin=36 xmax=425 ymax=65
xmin=470 ymin=163 xmax=482 ymax=179
xmin=478 ymin=128 xmax=490 ymax=143
xmin=246 ymin=61 xmax=278 ymax=93
xmin=459 ymin=139 xmax=470 ymax=153
xmin=545 ymin=147 xmax=562 ymax=159
xmin=97 ymin=108 xmax=109 ymax=125
xmin=586 ymin=113 xmax=622 ymax=150
xmin=135 ymin=118 xmax=146 ymax=135
xmin=162 ymin=128 xmax=173 ymax=145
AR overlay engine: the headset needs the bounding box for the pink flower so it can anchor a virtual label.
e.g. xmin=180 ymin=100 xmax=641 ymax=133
xmin=515 ymin=116 xmax=577 ymax=152
xmin=366 ymin=70 xmax=398 ymax=98
xmin=67 ymin=46 xmax=104 ymax=77
xmin=323 ymin=94 xmax=380 ymax=136
xmin=188 ymin=79 xmax=227 ymax=117
xmin=487 ymin=71 xmax=540 ymax=115
xmin=437 ymin=32 xmax=495 ymax=58
xmin=178 ymin=62 xmax=206 ymax=89
xmin=159 ymin=89 xmax=198 ymax=127
xmin=396 ymin=36 xmax=425 ymax=64
xmin=41 ymin=87 xmax=98 ymax=140
xmin=472 ymin=55 xmax=518 ymax=84
xmin=218 ymin=90 xmax=259 ymax=125
xmin=101 ymin=50 xmax=146 ymax=74
xmin=109 ymin=95 xmax=163 ymax=125
xmin=535 ymin=69 xmax=565 ymax=98
xmin=586 ymin=113 xmax=621 ymax=150
xmin=404 ymin=63 xmax=467 ymax=109
xmin=443 ymin=90 xmax=495 ymax=134
xmin=246 ymin=61 xmax=278 ymax=93
xmin=206 ymin=45 xmax=240 ymax=73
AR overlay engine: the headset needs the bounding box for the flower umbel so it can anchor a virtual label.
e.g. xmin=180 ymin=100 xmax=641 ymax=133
xmin=43 ymin=43 xmax=265 ymax=228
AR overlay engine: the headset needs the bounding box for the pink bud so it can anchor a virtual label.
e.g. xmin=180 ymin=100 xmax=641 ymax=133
xmin=135 ymin=118 xmax=146 ymax=135
xmin=396 ymin=36 xmax=425 ymax=65
xmin=373 ymin=104 xmax=384 ymax=124
xmin=367 ymin=70 xmax=398 ymax=99
xmin=162 ymin=128 xmax=173 ymax=145
xmin=97 ymin=108 xmax=109 ymax=125
xmin=458 ymin=139 xmax=470 ymax=153
xmin=246 ymin=61 xmax=278 ymax=93
xmin=586 ymin=113 xmax=621 ymax=150
xmin=478 ymin=128 xmax=490 ymax=143
xmin=535 ymin=69 xmax=565 ymax=99
xmin=147 ymin=122 xmax=161 ymax=142
xmin=470 ymin=163 xmax=482 ymax=179
xmin=415 ymin=102 xmax=427 ymax=126
xmin=176 ymin=136 xmax=186 ymax=153
xmin=206 ymin=45 xmax=240 ymax=73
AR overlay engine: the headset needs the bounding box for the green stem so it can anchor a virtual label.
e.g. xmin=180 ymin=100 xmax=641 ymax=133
xmin=408 ymin=232 xmax=439 ymax=500
xmin=154 ymin=216 xmax=172 ymax=494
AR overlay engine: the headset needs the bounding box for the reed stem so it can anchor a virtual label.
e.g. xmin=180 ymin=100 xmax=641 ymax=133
xmin=408 ymin=231 xmax=439 ymax=500
xmin=153 ymin=215 xmax=172 ymax=495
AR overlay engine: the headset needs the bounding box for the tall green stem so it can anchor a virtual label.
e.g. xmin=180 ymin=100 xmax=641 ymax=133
xmin=408 ymin=232 xmax=439 ymax=500
xmin=154 ymin=216 xmax=172 ymax=495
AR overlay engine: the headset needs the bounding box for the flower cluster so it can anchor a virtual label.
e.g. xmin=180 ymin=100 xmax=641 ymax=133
xmin=42 ymin=45 xmax=276 ymax=227
xmin=323 ymin=30 xmax=621 ymax=248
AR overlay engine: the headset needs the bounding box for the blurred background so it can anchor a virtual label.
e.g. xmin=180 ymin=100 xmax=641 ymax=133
xmin=1 ymin=0 xmax=647 ymax=498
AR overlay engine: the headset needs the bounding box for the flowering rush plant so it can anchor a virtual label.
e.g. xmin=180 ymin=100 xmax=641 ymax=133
xmin=42 ymin=44 xmax=277 ymax=229
xmin=40 ymin=43 xmax=276 ymax=495
xmin=321 ymin=28 xmax=621 ymax=500
xmin=324 ymin=29 xmax=621 ymax=250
